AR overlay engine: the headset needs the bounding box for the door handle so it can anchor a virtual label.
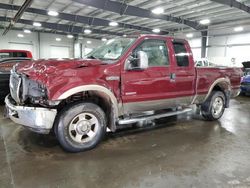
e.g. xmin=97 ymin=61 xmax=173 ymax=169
xmin=170 ymin=73 xmax=176 ymax=82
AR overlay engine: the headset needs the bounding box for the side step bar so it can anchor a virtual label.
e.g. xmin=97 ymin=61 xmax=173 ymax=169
xmin=118 ymin=108 xmax=193 ymax=125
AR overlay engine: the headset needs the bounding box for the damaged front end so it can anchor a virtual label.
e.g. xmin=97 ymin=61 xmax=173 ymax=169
xmin=5 ymin=67 xmax=57 ymax=134
xmin=9 ymin=67 xmax=48 ymax=106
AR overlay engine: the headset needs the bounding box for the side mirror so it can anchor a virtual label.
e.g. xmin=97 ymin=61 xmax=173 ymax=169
xmin=125 ymin=51 xmax=149 ymax=70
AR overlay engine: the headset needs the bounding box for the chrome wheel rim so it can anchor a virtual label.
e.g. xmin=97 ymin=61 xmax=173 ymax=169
xmin=212 ymin=97 xmax=224 ymax=117
xmin=69 ymin=113 xmax=99 ymax=143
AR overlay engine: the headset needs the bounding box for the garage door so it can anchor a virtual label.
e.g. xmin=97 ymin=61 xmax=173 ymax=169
xmin=9 ymin=42 xmax=34 ymax=55
xmin=226 ymin=45 xmax=250 ymax=63
xmin=50 ymin=46 xmax=70 ymax=58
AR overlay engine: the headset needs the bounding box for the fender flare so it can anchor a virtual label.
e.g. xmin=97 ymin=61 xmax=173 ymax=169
xmin=203 ymin=77 xmax=231 ymax=104
xmin=58 ymin=85 xmax=119 ymax=119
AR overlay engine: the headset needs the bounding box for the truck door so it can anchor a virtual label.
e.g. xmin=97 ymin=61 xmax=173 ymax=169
xmin=170 ymin=40 xmax=196 ymax=105
xmin=121 ymin=38 xmax=176 ymax=114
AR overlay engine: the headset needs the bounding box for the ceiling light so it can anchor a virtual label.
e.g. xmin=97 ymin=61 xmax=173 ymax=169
xmin=186 ymin=33 xmax=193 ymax=38
xmin=109 ymin=21 xmax=118 ymax=27
xmin=152 ymin=28 xmax=160 ymax=33
xmin=123 ymin=34 xmax=127 ymax=37
xmin=17 ymin=34 xmax=24 ymax=38
xmin=199 ymin=19 xmax=210 ymax=25
xmin=23 ymin=29 xmax=31 ymax=34
xmin=67 ymin=34 xmax=74 ymax=38
xmin=151 ymin=7 xmax=164 ymax=15
xmin=87 ymin=41 xmax=92 ymax=44
xmin=33 ymin=22 xmax=41 ymax=27
xmin=84 ymin=29 xmax=92 ymax=34
xmin=102 ymin=38 xmax=107 ymax=42
xmin=234 ymin=26 xmax=243 ymax=32
xmin=48 ymin=10 xmax=59 ymax=16
xmin=56 ymin=38 xmax=61 ymax=41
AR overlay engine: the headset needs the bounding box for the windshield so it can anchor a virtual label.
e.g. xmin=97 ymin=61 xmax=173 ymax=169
xmin=86 ymin=38 xmax=135 ymax=61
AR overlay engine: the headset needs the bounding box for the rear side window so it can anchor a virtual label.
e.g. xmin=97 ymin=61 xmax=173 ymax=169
xmin=173 ymin=42 xmax=189 ymax=67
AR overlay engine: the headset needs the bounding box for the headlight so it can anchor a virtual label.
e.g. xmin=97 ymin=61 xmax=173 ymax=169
xmin=22 ymin=76 xmax=47 ymax=103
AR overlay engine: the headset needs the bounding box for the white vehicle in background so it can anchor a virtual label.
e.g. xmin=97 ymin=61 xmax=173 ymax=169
xmin=195 ymin=58 xmax=213 ymax=67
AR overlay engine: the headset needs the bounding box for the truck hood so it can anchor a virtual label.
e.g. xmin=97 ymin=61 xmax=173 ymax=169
xmin=16 ymin=58 xmax=105 ymax=77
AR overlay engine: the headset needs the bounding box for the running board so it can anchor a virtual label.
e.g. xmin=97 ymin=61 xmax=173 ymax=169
xmin=118 ymin=108 xmax=192 ymax=125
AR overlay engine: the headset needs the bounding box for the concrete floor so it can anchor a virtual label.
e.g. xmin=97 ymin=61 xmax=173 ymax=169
xmin=0 ymin=96 xmax=250 ymax=188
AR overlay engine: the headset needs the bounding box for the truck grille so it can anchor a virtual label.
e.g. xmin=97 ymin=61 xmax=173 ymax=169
xmin=9 ymin=70 xmax=22 ymax=103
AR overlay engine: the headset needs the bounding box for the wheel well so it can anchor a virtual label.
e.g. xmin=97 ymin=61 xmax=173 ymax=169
xmin=56 ymin=91 xmax=116 ymax=132
xmin=212 ymin=83 xmax=230 ymax=107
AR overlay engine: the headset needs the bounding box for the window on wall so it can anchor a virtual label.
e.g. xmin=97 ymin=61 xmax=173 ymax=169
xmin=134 ymin=39 xmax=169 ymax=67
xmin=173 ymin=42 xmax=189 ymax=67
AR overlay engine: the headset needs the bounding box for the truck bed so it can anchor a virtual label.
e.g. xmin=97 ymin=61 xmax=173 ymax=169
xmin=195 ymin=67 xmax=242 ymax=99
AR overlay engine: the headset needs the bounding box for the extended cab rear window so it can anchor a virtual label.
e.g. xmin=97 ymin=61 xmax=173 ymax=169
xmin=173 ymin=42 xmax=189 ymax=67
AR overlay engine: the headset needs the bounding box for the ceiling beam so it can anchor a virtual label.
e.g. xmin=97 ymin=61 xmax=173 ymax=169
xmin=0 ymin=3 xmax=169 ymax=35
xmin=0 ymin=25 xmax=100 ymax=39
xmin=72 ymin=0 xmax=206 ymax=30
xmin=0 ymin=17 xmax=124 ymax=37
xmin=2 ymin=0 xmax=33 ymax=35
xmin=210 ymin=0 xmax=250 ymax=14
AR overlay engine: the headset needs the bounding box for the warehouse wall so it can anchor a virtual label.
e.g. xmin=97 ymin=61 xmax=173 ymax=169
xmin=0 ymin=30 xmax=102 ymax=59
xmin=185 ymin=28 xmax=250 ymax=67
xmin=0 ymin=29 xmax=39 ymax=58
xmin=187 ymin=38 xmax=202 ymax=61
xmin=1 ymin=29 xmax=249 ymax=67
xmin=39 ymin=33 xmax=74 ymax=59
xmin=207 ymin=31 xmax=250 ymax=67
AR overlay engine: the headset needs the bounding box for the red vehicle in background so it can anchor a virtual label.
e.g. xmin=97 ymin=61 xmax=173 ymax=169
xmin=5 ymin=35 xmax=242 ymax=152
xmin=0 ymin=49 xmax=33 ymax=59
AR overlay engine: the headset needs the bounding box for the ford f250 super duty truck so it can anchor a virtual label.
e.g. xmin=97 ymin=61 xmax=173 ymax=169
xmin=5 ymin=35 xmax=242 ymax=152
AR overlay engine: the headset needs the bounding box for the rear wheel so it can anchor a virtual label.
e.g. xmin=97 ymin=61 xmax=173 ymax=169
xmin=55 ymin=102 xmax=106 ymax=152
xmin=201 ymin=91 xmax=226 ymax=121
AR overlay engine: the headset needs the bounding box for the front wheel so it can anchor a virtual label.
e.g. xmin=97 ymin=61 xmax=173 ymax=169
xmin=201 ymin=91 xmax=226 ymax=121
xmin=55 ymin=102 xmax=106 ymax=152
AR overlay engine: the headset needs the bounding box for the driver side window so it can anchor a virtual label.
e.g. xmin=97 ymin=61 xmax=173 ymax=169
xmin=133 ymin=40 xmax=169 ymax=67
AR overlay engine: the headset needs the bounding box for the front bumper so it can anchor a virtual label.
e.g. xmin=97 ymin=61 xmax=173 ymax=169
xmin=5 ymin=95 xmax=57 ymax=134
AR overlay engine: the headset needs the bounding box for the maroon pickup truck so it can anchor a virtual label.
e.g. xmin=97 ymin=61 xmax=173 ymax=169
xmin=5 ymin=35 xmax=242 ymax=152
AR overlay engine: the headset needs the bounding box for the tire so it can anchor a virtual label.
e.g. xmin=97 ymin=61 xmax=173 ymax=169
xmin=201 ymin=91 xmax=226 ymax=121
xmin=55 ymin=102 xmax=106 ymax=153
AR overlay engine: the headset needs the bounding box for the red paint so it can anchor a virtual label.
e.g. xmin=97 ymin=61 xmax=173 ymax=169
xmin=14 ymin=35 xmax=242 ymax=103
